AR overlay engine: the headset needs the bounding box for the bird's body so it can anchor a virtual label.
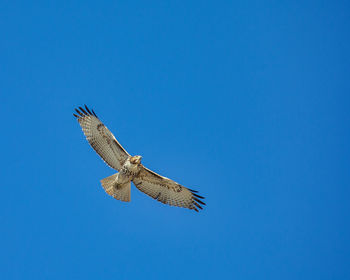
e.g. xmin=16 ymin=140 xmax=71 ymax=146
xmin=119 ymin=156 xmax=142 ymax=183
xmin=74 ymin=105 xmax=205 ymax=211
xmin=100 ymin=156 xmax=142 ymax=202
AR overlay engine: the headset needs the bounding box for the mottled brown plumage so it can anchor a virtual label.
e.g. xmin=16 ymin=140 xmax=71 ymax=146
xmin=74 ymin=105 xmax=205 ymax=212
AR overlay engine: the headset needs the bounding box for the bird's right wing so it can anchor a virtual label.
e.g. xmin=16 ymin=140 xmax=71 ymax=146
xmin=74 ymin=105 xmax=129 ymax=171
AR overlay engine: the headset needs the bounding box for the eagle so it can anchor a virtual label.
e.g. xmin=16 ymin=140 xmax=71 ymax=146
xmin=74 ymin=105 xmax=205 ymax=212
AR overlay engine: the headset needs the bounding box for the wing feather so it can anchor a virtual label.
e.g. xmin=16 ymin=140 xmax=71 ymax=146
xmin=133 ymin=166 xmax=205 ymax=212
xmin=74 ymin=105 xmax=129 ymax=171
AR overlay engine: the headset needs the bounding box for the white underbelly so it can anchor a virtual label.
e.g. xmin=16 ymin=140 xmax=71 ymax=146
xmin=115 ymin=173 xmax=132 ymax=184
xmin=116 ymin=160 xmax=140 ymax=184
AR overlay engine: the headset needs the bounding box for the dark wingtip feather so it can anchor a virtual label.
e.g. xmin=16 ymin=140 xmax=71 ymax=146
xmin=79 ymin=106 xmax=88 ymax=115
xmin=74 ymin=105 xmax=98 ymax=118
xmin=188 ymin=188 xmax=205 ymax=211
xmin=193 ymin=201 xmax=203 ymax=210
xmin=84 ymin=105 xmax=93 ymax=115
xmin=75 ymin=108 xmax=84 ymax=116
xmin=193 ymin=193 xmax=205 ymax=199
xmin=73 ymin=113 xmax=79 ymax=118
xmin=193 ymin=197 xmax=206 ymax=205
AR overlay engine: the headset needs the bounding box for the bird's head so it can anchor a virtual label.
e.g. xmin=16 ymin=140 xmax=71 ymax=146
xmin=130 ymin=155 xmax=142 ymax=165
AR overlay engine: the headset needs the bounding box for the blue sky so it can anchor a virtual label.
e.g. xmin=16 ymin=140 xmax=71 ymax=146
xmin=1 ymin=1 xmax=349 ymax=279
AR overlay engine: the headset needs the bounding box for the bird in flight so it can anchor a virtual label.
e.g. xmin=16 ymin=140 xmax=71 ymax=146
xmin=74 ymin=105 xmax=205 ymax=212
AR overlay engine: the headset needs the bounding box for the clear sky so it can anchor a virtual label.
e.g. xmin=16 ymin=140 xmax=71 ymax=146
xmin=1 ymin=1 xmax=349 ymax=279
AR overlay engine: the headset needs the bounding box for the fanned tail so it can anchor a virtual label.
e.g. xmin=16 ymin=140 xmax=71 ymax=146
xmin=100 ymin=173 xmax=131 ymax=202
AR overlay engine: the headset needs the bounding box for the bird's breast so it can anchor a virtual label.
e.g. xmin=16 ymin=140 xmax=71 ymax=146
xmin=120 ymin=162 xmax=140 ymax=178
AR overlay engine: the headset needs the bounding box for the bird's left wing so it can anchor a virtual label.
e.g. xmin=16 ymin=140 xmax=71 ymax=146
xmin=74 ymin=105 xmax=129 ymax=171
xmin=132 ymin=166 xmax=205 ymax=212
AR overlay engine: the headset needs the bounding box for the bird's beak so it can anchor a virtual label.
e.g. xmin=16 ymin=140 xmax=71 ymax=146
xmin=136 ymin=156 xmax=142 ymax=164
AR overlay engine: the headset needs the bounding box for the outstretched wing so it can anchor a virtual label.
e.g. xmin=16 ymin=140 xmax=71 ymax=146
xmin=74 ymin=105 xmax=129 ymax=171
xmin=132 ymin=166 xmax=205 ymax=212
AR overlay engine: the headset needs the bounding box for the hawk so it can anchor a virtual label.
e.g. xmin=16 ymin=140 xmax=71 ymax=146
xmin=74 ymin=105 xmax=205 ymax=212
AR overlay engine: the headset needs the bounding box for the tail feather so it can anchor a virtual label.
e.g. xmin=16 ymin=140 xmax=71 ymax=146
xmin=100 ymin=173 xmax=131 ymax=202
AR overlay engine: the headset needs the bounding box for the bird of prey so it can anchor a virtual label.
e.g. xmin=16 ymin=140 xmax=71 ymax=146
xmin=73 ymin=105 xmax=205 ymax=212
